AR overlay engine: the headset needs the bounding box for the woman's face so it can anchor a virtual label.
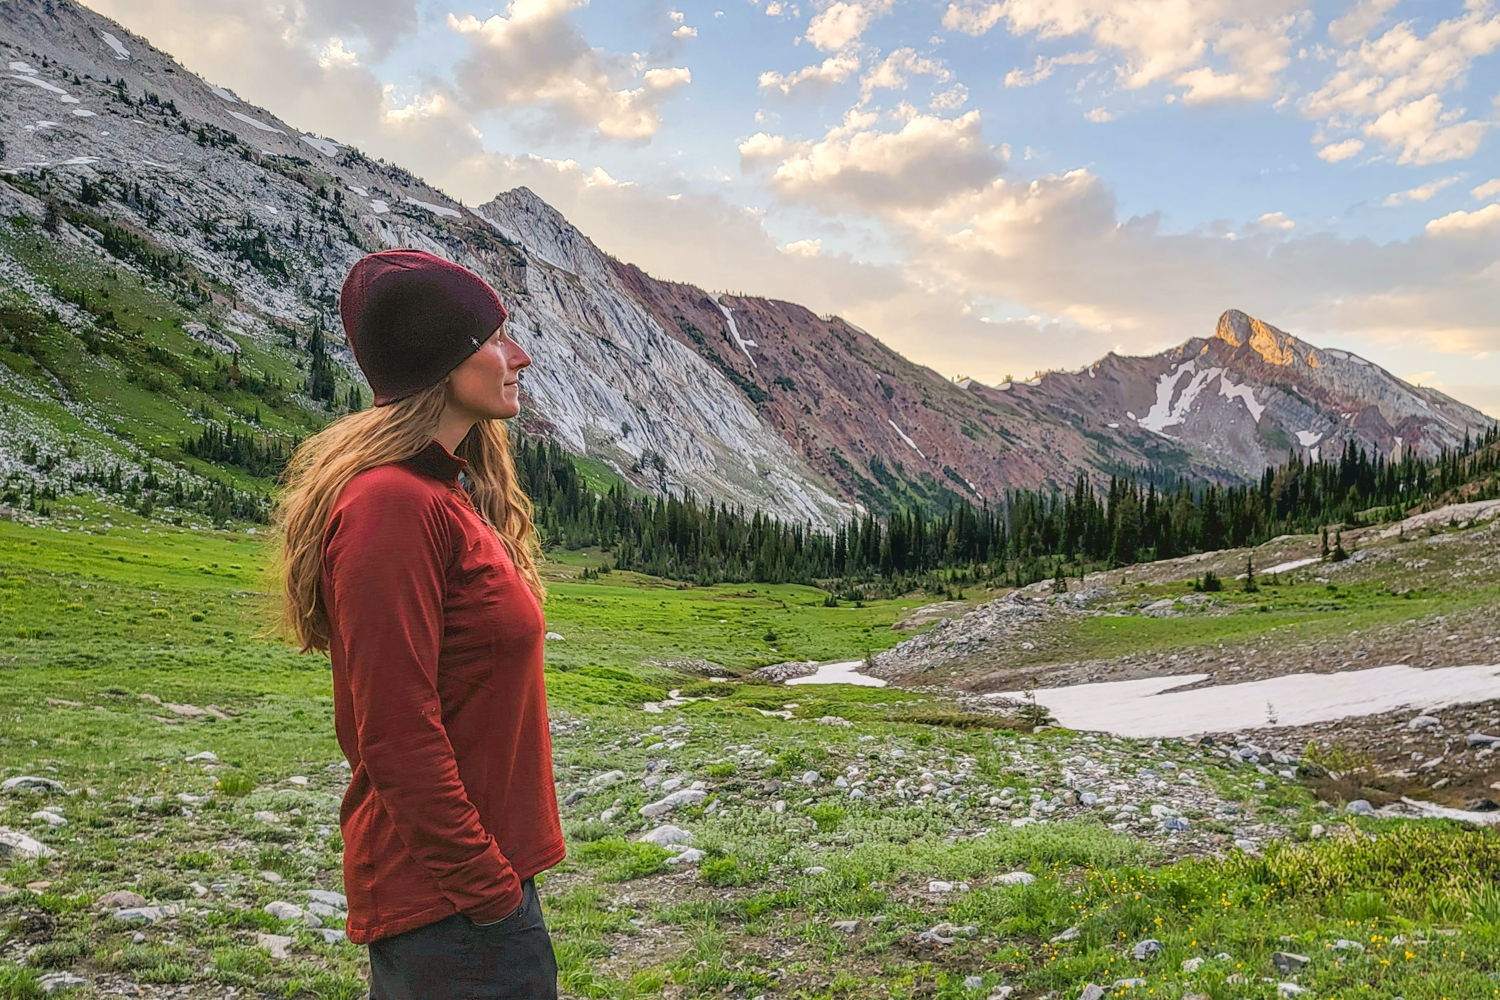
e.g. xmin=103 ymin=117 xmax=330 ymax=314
xmin=446 ymin=322 xmax=532 ymax=421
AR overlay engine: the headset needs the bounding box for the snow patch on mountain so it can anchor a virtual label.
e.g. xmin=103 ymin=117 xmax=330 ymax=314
xmin=403 ymin=196 xmax=460 ymax=219
xmin=226 ymin=110 xmax=283 ymax=134
xmin=887 ymin=419 xmax=926 ymax=459
xmin=98 ymin=31 xmax=130 ymax=60
xmin=1217 ymin=374 xmax=1264 ymax=422
xmin=9 ymin=73 xmax=69 ymax=97
xmin=1141 ymin=362 xmax=1223 ymax=434
xmin=299 ymin=134 xmax=338 ymax=157
xmin=710 ymin=294 xmax=757 ymax=367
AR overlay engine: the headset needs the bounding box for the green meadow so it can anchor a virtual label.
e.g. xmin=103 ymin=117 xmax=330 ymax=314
xmin=3 ymin=516 xmax=1500 ymax=999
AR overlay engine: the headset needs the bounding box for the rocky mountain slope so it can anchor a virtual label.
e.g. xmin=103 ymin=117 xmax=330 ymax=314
xmin=0 ymin=0 xmax=1491 ymax=533
xmin=0 ymin=0 xmax=852 ymax=531
xmin=973 ymin=310 xmax=1493 ymax=482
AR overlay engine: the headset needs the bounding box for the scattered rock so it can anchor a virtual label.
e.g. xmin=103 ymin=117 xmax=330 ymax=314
xmin=96 ymin=890 xmax=148 ymax=909
xmin=1271 ymin=951 xmax=1310 ymax=974
xmin=114 ymin=904 xmax=181 ymax=924
xmin=1131 ymin=938 xmax=1163 ymax=960
xmin=2 ymin=775 xmax=68 ymax=794
xmin=639 ymin=789 xmax=707 ymax=818
xmin=37 ymin=972 xmax=87 ymax=994
xmin=639 ymin=825 xmax=694 ymax=847
xmin=0 ymin=827 xmax=56 ymax=859
xmin=256 ymin=932 xmax=294 ymax=959
xmin=1345 ymin=799 xmax=1376 ymax=816
xmin=994 ymin=871 xmax=1036 ymax=886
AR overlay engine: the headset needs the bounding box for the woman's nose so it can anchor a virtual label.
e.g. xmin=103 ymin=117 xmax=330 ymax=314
xmin=510 ymin=342 xmax=531 ymax=369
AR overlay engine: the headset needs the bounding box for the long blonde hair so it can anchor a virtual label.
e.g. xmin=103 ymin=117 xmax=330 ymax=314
xmin=262 ymin=379 xmax=545 ymax=655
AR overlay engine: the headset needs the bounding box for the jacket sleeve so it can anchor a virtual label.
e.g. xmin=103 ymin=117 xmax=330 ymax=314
xmin=322 ymin=475 xmax=522 ymax=923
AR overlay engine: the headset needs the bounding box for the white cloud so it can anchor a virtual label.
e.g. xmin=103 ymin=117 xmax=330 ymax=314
xmin=1084 ymin=106 xmax=1113 ymax=123
xmin=860 ymin=48 xmax=951 ymax=99
xmin=944 ymin=0 xmax=1308 ymax=106
xmin=759 ymin=53 xmax=860 ymax=96
xmin=738 ymin=131 xmax=804 ymax=162
xmin=317 ymin=37 xmax=359 ymax=69
xmin=806 ymin=1 xmax=892 ymax=52
xmin=747 ymin=108 xmax=1008 ymax=212
xmin=1327 ymin=0 xmax=1399 ymax=46
xmin=930 ymin=83 xmax=969 ymax=110
xmin=1303 ymin=5 xmax=1500 ymax=165
xmin=781 ymin=238 xmax=822 ymax=256
xmin=940 ymin=1 xmax=1005 ymax=36
xmin=673 ymin=24 xmax=697 ymax=39
xmin=1362 ymin=94 xmax=1488 ymax=165
xmin=1004 ymin=50 xmax=1097 ymax=88
xmin=1425 ymin=203 xmax=1500 ymax=235
xmin=1382 ymin=175 xmax=1459 ymax=207
xmin=1473 ymin=178 xmax=1500 ymax=201
xmin=1252 ymin=211 xmax=1294 ymax=231
xmin=1317 ymin=137 xmax=1364 ymax=162
xmin=446 ymin=1 xmax=691 ymax=141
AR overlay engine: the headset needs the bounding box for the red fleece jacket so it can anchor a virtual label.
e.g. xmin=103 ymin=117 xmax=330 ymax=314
xmin=319 ymin=437 xmax=565 ymax=944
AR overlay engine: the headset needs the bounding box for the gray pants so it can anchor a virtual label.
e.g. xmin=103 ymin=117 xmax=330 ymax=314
xmin=368 ymin=878 xmax=558 ymax=1000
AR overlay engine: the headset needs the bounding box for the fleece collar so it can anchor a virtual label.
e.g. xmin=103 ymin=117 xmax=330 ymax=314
xmin=401 ymin=438 xmax=468 ymax=486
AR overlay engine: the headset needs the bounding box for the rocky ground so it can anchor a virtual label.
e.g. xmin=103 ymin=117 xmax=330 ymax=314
xmin=857 ymin=502 xmax=1500 ymax=823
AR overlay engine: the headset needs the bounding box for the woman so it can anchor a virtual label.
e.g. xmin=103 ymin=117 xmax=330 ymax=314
xmin=269 ymin=248 xmax=565 ymax=999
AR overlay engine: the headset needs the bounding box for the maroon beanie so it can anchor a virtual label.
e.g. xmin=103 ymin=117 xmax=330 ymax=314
xmin=338 ymin=249 xmax=509 ymax=406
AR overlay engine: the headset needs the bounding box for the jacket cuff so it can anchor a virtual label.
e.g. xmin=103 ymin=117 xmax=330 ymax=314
xmin=466 ymin=884 xmax=523 ymax=925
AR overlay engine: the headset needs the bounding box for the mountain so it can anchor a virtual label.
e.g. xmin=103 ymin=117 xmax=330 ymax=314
xmin=0 ymin=0 xmax=1492 ymax=535
xmin=976 ymin=309 xmax=1493 ymax=481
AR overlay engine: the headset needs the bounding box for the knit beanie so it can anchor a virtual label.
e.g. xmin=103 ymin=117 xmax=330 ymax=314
xmin=338 ymin=249 xmax=510 ymax=407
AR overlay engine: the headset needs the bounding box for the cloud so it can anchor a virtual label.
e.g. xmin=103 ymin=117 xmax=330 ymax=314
xmin=1004 ymin=50 xmax=1098 ymax=88
xmin=1425 ymin=203 xmax=1500 ymax=236
xmin=446 ymin=0 xmax=691 ymax=141
xmin=1327 ymin=0 xmax=1399 ymax=46
xmin=1084 ymin=106 xmax=1113 ymax=123
xmin=1473 ymin=178 xmax=1500 ymax=201
xmin=1303 ymin=5 xmax=1500 ymax=165
xmin=806 ymin=1 xmax=892 ymax=52
xmin=317 ymin=37 xmax=360 ymax=70
xmin=859 ymin=48 xmax=950 ymax=99
xmin=1251 ymin=211 xmax=1295 ymax=231
xmin=1362 ymin=93 xmax=1488 ymax=165
xmin=781 ymin=238 xmax=822 ymax=256
xmin=744 ymin=108 xmax=1009 ymax=212
xmin=1316 ymin=137 xmax=1365 ymax=162
xmin=758 ymin=53 xmax=860 ymax=96
xmin=943 ymin=0 xmax=1308 ymax=106
xmin=930 ymin=83 xmax=969 ymax=110
xmin=940 ymin=2 xmax=1005 ymax=36
xmin=1382 ymin=175 xmax=1459 ymax=207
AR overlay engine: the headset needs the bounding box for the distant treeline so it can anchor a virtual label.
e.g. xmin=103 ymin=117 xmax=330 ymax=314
xmin=514 ymin=425 xmax=1500 ymax=595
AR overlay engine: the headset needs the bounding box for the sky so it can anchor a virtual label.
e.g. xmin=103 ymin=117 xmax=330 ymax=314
xmin=86 ymin=0 xmax=1500 ymax=416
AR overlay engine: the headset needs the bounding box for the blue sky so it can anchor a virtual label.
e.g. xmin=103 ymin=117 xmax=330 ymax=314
xmin=92 ymin=0 xmax=1500 ymax=413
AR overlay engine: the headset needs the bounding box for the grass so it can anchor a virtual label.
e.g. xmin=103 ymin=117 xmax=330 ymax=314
xmin=2 ymin=511 xmax=1499 ymax=998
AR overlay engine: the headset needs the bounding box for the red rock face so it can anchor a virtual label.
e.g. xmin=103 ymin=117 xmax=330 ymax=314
xmin=610 ymin=259 xmax=1195 ymax=507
